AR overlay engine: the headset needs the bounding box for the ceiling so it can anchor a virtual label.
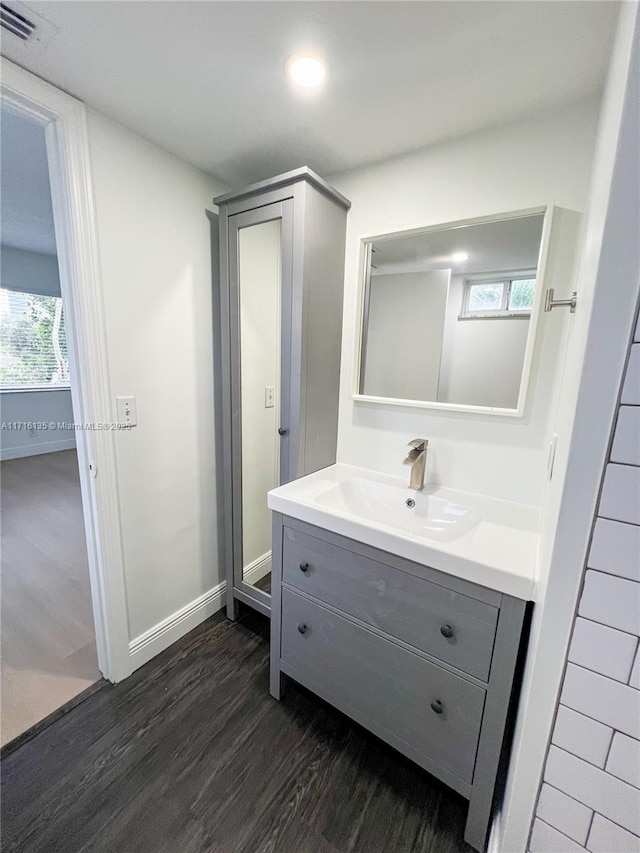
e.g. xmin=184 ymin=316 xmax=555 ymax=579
xmin=372 ymin=213 xmax=544 ymax=276
xmin=1 ymin=107 xmax=57 ymax=254
xmin=1 ymin=1 xmax=619 ymax=189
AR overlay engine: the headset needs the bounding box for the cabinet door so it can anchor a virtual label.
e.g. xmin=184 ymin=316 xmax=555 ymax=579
xmin=227 ymin=200 xmax=294 ymax=602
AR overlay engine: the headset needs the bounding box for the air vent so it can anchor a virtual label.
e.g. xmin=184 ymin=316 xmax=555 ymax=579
xmin=0 ymin=1 xmax=56 ymax=53
xmin=1 ymin=2 xmax=34 ymax=40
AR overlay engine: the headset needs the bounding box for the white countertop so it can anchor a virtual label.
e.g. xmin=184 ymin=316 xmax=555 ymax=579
xmin=268 ymin=463 xmax=539 ymax=600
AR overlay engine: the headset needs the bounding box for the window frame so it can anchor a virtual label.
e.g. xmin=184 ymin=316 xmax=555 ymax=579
xmin=459 ymin=270 xmax=537 ymax=320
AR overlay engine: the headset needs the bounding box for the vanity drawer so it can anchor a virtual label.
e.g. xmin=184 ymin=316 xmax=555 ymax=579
xmin=281 ymin=587 xmax=486 ymax=785
xmin=282 ymin=525 xmax=498 ymax=681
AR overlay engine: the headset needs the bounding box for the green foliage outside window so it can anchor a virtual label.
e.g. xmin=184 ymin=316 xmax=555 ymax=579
xmin=508 ymin=279 xmax=535 ymax=311
xmin=0 ymin=288 xmax=70 ymax=388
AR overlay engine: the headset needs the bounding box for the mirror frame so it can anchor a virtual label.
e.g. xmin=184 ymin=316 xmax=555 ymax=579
xmin=352 ymin=205 xmax=554 ymax=418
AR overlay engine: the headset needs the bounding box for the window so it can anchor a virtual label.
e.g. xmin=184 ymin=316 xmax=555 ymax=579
xmin=460 ymin=274 xmax=536 ymax=319
xmin=0 ymin=288 xmax=70 ymax=390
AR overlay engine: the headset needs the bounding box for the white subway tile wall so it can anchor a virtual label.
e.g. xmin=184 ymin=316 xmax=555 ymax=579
xmin=551 ymin=705 xmax=613 ymax=768
xmin=621 ymin=344 xmax=639 ymax=405
xmin=588 ymin=517 xmax=640 ymax=582
xmin=530 ymin=324 xmax=640 ymax=852
xmin=530 ymin=818 xmax=589 ymax=853
xmin=568 ymin=618 xmax=637 ymax=682
xmin=537 ymin=784 xmax=593 ymax=845
xmin=561 ymin=664 xmax=640 ymax=740
xmin=588 ymin=814 xmax=640 ymax=853
xmin=606 ymin=732 xmax=640 ymax=789
xmin=630 ymin=648 xmax=640 ymax=690
xmin=611 ymin=406 xmax=640 ymax=466
xmin=545 ymin=747 xmax=640 ymax=836
xmin=599 ymin=464 xmax=640 ymax=526
xmin=578 ymin=571 xmax=640 ymax=635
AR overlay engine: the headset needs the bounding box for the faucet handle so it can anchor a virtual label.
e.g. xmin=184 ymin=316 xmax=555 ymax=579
xmin=407 ymin=438 xmax=428 ymax=451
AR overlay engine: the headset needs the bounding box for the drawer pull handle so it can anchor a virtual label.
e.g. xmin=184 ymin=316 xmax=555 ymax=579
xmin=299 ymin=562 xmax=310 ymax=574
xmin=440 ymin=624 xmax=454 ymax=639
xmin=430 ymin=699 xmax=443 ymax=715
xmin=297 ymin=623 xmax=308 ymax=635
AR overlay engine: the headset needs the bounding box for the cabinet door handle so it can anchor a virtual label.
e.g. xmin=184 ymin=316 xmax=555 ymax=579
xmin=430 ymin=699 xmax=443 ymax=715
xmin=278 ymin=427 xmax=288 ymax=436
xmin=299 ymin=562 xmax=310 ymax=574
xmin=297 ymin=623 xmax=308 ymax=635
xmin=440 ymin=624 xmax=454 ymax=639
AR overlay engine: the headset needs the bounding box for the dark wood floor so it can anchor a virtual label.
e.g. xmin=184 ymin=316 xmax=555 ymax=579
xmin=254 ymin=571 xmax=271 ymax=594
xmin=1 ymin=607 xmax=473 ymax=853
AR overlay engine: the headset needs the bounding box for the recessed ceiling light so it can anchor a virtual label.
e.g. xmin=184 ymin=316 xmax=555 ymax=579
xmin=451 ymin=252 xmax=469 ymax=263
xmin=287 ymin=55 xmax=326 ymax=88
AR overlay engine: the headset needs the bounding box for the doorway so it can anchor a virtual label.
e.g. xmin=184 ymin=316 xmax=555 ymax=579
xmin=0 ymin=107 xmax=101 ymax=745
xmin=1 ymin=58 xmax=132 ymax=728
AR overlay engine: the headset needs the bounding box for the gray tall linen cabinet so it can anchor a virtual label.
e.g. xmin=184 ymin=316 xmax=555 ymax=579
xmin=213 ymin=168 xmax=351 ymax=619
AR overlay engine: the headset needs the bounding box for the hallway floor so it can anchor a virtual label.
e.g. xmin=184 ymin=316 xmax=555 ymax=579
xmin=1 ymin=450 xmax=100 ymax=746
xmin=1 ymin=607 xmax=473 ymax=853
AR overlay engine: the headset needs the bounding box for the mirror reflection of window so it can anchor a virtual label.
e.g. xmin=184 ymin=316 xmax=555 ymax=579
xmin=460 ymin=275 xmax=536 ymax=318
xmin=359 ymin=212 xmax=545 ymax=410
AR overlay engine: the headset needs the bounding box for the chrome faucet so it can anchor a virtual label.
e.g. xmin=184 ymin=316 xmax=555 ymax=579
xmin=403 ymin=439 xmax=428 ymax=491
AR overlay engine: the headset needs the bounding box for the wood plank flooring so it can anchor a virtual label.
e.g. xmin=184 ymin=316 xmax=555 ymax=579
xmin=254 ymin=571 xmax=271 ymax=594
xmin=1 ymin=450 xmax=100 ymax=745
xmin=1 ymin=607 xmax=474 ymax=853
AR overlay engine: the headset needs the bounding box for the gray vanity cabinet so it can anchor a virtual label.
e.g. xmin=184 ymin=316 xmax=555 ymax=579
xmin=214 ymin=169 xmax=350 ymax=620
xmin=270 ymin=514 xmax=529 ymax=853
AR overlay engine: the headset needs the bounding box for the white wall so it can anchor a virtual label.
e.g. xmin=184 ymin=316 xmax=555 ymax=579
xmin=85 ymin=109 xmax=227 ymax=641
xmin=0 ymin=390 xmax=75 ymax=459
xmin=0 ymin=245 xmax=76 ymax=458
xmin=239 ymin=219 xmax=281 ymax=576
xmin=0 ymin=107 xmax=57 ymax=254
xmin=1 ymin=245 xmax=61 ymax=296
xmin=438 ymin=274 xmax=530 ymax=409
xmin=363 ymin=270 xmax=449 ymax=400
xmin=329 ymin=101 xmax=597 ymax=506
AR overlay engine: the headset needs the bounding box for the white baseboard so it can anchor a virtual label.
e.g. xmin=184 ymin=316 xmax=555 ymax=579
xmin=0 ymin=438 xmax=77 ymax=460
xmin=243 ymin=551 xmax=271 ymax=584
xmin=128 ymin=580 xmax=226 ymax=671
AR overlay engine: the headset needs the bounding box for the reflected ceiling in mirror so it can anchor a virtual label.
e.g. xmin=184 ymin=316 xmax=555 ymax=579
xmin=356 ymin=209 xmax=548 ymax=415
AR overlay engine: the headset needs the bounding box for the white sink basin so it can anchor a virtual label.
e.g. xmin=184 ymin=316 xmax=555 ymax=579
xmin=268 ymin=463 xmax=539 ymax=599
xmin=314 ymin=477 xmax=481 ymax=542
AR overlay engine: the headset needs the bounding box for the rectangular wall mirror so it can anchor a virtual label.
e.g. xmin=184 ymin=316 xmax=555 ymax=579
xmin=355 ymin=208 xmax=551 ymax=416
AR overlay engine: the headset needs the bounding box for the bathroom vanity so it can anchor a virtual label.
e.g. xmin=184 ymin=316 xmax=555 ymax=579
xmin=268 ymin=464 xmax=536 ymax=853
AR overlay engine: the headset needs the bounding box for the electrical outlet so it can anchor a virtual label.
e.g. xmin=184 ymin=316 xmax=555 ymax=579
xmin=265 ymin=386 xmax=275 ymax=408
xmin=116 ymin=396 xmax=137 ymax=427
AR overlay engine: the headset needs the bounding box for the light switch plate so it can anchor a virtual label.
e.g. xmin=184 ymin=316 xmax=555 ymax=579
xmin=116 ymin=396 xmax=137 ymax=427
xmin=265 ymin=386 xmax=275 ymax=408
